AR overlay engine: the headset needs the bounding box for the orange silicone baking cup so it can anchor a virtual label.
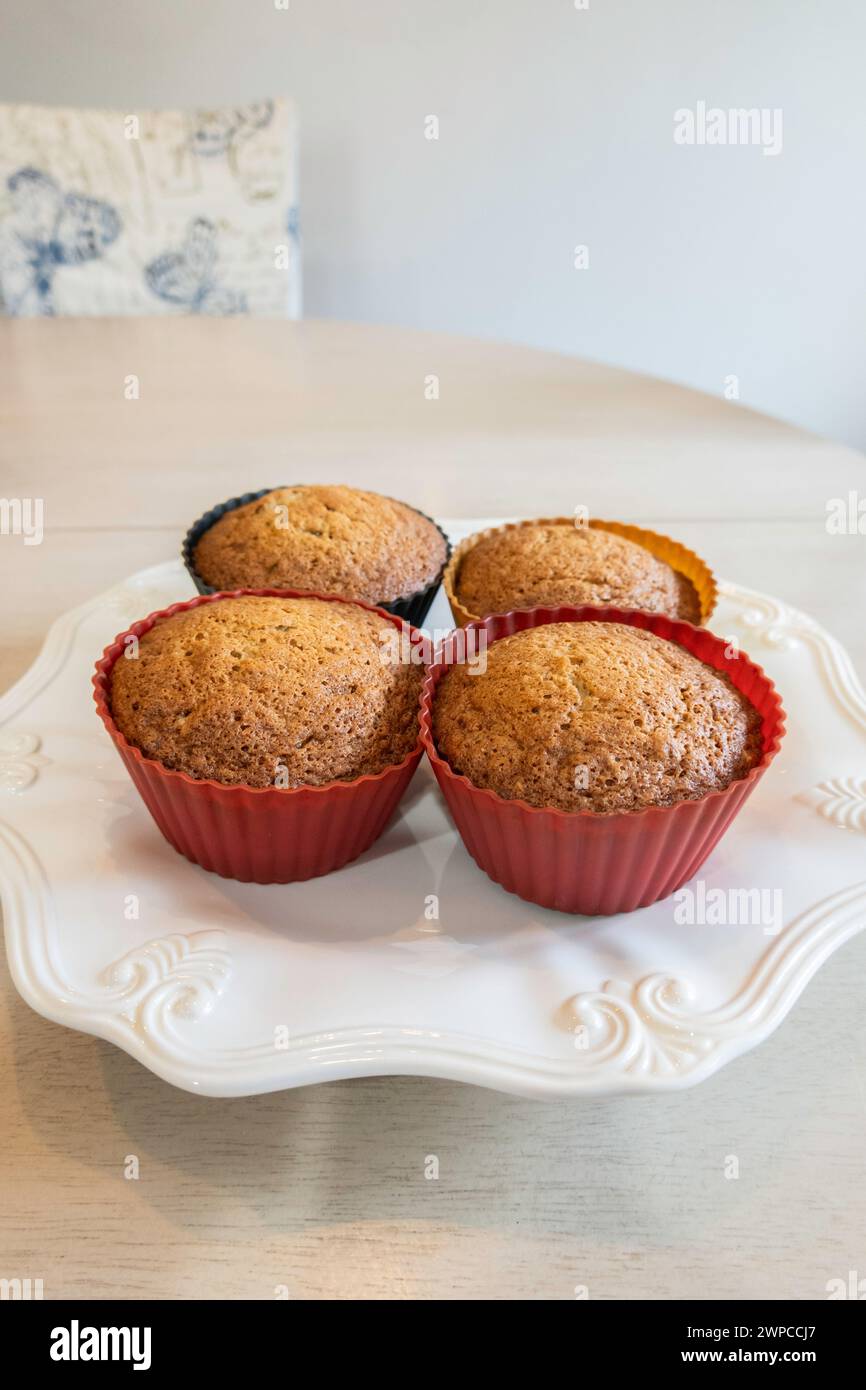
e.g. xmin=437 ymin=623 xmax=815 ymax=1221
xmin=443 ymin=517 xmax=718 ymax=628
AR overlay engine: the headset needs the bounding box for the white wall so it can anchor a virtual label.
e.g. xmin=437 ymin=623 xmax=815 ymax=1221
xmin=2 ymin=0 xmax=865 ymax=449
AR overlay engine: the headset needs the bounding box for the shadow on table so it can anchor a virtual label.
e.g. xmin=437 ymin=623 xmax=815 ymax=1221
xmin=9 ymin=933 xmax=853 ymax=1268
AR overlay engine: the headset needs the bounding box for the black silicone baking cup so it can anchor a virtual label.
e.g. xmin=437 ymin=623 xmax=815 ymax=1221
xmin=182 ymin=487 xmax=451 ymax=627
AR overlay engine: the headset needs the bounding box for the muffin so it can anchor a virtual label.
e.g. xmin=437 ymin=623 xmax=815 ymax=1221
xmin=188 ymin=485 xmax=449 ymax=616
xmin=451 ymin=521 xmax=702 ymax=624
xmin=432 ymin=621 xmax=762 ymax=815
xmin=110 ymin=594 xmax=422 ymax=789
xmin=421 ymin=607 xmax=784 ymax=915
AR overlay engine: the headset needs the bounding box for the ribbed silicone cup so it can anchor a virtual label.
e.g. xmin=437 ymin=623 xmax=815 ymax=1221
xmin=93 ymin=589 xmax=425 ymax=884
xmin=420 ymin=605 xmax=785 ymax=917
xmin=444 ymin=517 xmax=718 ymax=628
xmin=182 ymin=488 xmax=452 ymax=627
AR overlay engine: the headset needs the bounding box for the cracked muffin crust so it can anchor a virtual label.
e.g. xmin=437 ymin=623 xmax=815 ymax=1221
xmin=192 ymin=484 xmax=447 ymax=604
xmin=432 ymin=621 xmax=762 ymax=814
xmin=454 ymin=521 xmax=701 ymax=622
xmin=110 ymin=595 xmax=422 ymax=788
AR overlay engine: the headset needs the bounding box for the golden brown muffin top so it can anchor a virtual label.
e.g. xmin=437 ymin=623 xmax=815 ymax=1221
xmin=455 ymin=522 xmax=700 ymax=622
xmin=192 ymin=485 xmax=447 ymax=604
xmin=111 ymin=595 xmax=422 ymax=788
xmin=433 ymin=622 xmax=762 ymax=814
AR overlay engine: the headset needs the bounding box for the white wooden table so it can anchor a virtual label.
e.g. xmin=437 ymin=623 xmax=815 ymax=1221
xmin=1 ymin=317 xmax=864 ymax=1301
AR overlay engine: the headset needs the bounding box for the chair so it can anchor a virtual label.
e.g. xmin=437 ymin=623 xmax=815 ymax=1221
xmin=0 ymin=99 xmax=300 ymax=317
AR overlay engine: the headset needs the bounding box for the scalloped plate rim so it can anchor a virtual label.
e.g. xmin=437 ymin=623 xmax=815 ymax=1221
xmin=2 ymin=546 xmax=866 ymax=1098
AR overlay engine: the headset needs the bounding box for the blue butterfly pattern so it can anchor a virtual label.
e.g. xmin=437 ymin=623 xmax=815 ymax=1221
xmin=145 ymin=217 xmax=248 ymax=314
xmin=190 ymin=103 xmax=275 ymax=159
xmin=0 ymin=167 xmax=121 ymax=316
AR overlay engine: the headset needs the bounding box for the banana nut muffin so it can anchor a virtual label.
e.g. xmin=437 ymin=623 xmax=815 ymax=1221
xmin=192 ymin=485 xmax=447 ymax=605
xmin=111 ymin=595 xmax=422 ymax=788
xmin=432 ymin=621 xmax=762 ymax=814
xmin=454 ymin=522 xmax=701 ymax=622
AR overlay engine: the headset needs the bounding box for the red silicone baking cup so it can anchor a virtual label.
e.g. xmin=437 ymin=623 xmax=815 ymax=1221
xmin=93 ymin=589 xmax=425 ymax=884
xmin=420 ymin=605 xmax=786 ymax=916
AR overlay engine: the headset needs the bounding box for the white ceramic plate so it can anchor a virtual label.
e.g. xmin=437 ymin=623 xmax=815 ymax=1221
xmin=2 ymin=521 xmax=866 ymax=1098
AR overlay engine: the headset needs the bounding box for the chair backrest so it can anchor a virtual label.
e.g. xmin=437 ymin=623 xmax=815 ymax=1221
xmin=0 ymin=99 xmax=300 ymax=317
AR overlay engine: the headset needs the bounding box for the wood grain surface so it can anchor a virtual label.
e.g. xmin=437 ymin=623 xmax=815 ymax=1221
xmin=1 ymin=318 xmax=864 ymax=1301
